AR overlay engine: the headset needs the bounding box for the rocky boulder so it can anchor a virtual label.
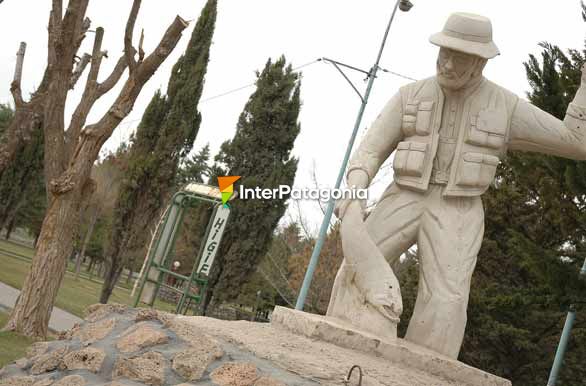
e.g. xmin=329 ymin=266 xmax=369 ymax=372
xmin=1 ymin=305 xmax=311 ymax=386
xmin=113 ymin=351 xmax=167 ymax=386
xmin=61 ymin=347 xmax=105 ymax=373
xmin=115 ymin=323 xmax=169 ymax=353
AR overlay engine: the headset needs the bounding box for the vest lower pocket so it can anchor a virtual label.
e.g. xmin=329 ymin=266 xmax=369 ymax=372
xmin=455 ymin=152 xmax=499 ymax=187
xmin=393 ymin=141 xmax=428 ymax=177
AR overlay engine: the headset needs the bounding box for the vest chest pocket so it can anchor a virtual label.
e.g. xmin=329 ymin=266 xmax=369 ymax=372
xmin=393 ymin=141 xmax=428 ymax=177
xmin=402 ymin=101 xmax=434 ymax=137
xmin=467 ymin=109 xmax=507 ymax=149
xmin=456 ymin=152 xmax=499 ymax=187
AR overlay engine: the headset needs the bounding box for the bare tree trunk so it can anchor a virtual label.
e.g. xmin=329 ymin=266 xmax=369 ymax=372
xmin=4 ymin=216 xmax=16 ymax=240
xmin=100 ymin=231 xmax=130 ymax=303
xmin=3 ymin=0 xmax=188 ymax=338
xmin=1 ymin=198 xmax=23 ymax=235
xmin=100 ymin=265 xmax=124 ymax=303
xmin=131 ymin=207 xmax=168 ymax=296
xmin=86 ymin=257 xmax=95 ymax=273
xmin=126 ymin=260 xmax=134 ymax=284
xmin=3 ymin=184 xmax=85 ymax=337
xmin=201 ymin=263 xmax=223 ymax=316
xmin=95 ymin=262 xmax=102 ymax=278
xmin=98 ymin=262 xmax=106 ymax=279
xmin=75 ymin=208 xmax=98 ymax=280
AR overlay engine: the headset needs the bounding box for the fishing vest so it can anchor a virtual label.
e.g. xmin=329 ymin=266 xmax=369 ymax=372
xmin=393 ymin=76 xmax=518 ymax=197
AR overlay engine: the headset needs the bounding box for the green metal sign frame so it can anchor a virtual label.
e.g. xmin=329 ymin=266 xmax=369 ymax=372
xmin=133 ymin=186 xmax=230 ymax=315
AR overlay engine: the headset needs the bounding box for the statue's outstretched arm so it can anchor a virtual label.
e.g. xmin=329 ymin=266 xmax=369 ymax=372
xmin=509 ymin=65 xmax=586 ymax=159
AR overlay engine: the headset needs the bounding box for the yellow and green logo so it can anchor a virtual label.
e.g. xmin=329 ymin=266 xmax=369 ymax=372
xmin=218 ymin=176 xmax=241 ymax=207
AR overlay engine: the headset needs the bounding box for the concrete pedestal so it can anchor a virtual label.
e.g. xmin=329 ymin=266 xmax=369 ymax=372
xmin=271 ymin=306 xmax=511 ymax=386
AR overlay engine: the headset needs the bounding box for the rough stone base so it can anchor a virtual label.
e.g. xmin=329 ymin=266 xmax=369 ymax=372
xmin=1 ymin=305 xmax=512 ymax=386
xmin=271 ymin=306 xmax=511 ymax=386
xmin=0 ymin=305 xmax=297 ymax=386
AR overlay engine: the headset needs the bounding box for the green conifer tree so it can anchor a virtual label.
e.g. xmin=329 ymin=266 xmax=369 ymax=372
xmin=176 ymin=144 xmax=211 ymax=186
xmin=0 ymin=104 xmax=46 ymax=240
xmin=99 ymin=0 xmax=217 ymax=303
xmin=454 ymin=9 xmax=586 ymax=384
xmin=0 ymin=104 xmax=12 ymax=130
xmin=202 ymin=56 xmax=302 ymax=312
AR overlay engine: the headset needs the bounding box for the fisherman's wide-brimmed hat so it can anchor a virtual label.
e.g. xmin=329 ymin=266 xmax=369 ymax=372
xmin=429 ymin=12 xmax=500 ymax=59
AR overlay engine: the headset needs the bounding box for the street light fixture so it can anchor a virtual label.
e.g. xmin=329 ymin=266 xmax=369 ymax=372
xmin=399 ymin=0 xmax=414 ymax=12
xmin=295 ymin=0 xmax=414 ymax=310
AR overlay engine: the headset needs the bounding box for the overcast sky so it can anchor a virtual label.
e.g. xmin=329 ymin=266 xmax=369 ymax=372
xmin=0 ymin=0 xmax=584 ymax=234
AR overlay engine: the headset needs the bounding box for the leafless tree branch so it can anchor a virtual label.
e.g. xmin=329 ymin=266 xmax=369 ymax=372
xmin=0 ymin=40 xmax=48 ymax=174
xmin=70 ymin=53 xmax=91 ymax=89
xmin=124 ymin=0 xmax=141 ymax=73
xmin=135 ymin=15 xmax=188 ymax=81
xmin=11 ymin=42 xmax=26 ymax=107
xmin=73 ymin=15 xmax=188 ymax=158
xmin=265 ymin=249 xmax=296 ymax=292
xmin=258 ymin=267 xmax=296 ymax=308
xmin=96 ymin=56 xmax=127 ymax=96
xmin=310 ymin=160 xmax=327 ymax=215
xmin=87 ymin=27 xmax=105 ymax=83
xmin=310 ymin=160 xmax=337 ymax=229
xmin=59 ymin=1 xmax=90 ymax=68
xmin=138 ymin=28 xmax=145 ymax=62
xmin=61 ymin=0 xmax=89 ymax=43
xmin=72 ymin=17 xmax=91 ymax=53
xmin=52 ymin=0 xmax=62 ymax=26
xmin=65 ymin=27 xmax=105 ymax=153
xmin=293 ymin=200 xmax=314 ymax=240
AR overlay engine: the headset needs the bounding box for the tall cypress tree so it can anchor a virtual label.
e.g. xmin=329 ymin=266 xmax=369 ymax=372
xmin=202 ymin=56 xmax=301 ymax=311
xmin=99 ymin=0 xmax=217 ymax=303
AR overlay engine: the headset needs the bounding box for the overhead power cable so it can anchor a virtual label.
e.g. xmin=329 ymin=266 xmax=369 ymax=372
xmin=200 ymin=58 xmax=321 ymax=103
xmin=115 ymin=59 xmax=418 ymax=131
xmin=200 ymin=58 xmax=417 ymax=103
xmin=200 ymin=82 xmax=256 ymax=103
xmin=378 ymin=66 xmax=418 ymax=81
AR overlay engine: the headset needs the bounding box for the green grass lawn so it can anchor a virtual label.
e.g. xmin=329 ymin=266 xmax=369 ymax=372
xmin=0 ymin=239 xmax=115 ymax=285
xmin=0 ymin=239 xmax=35 ymax=258
xmin=0 ymin=240 xmax=176 ymax=318
xmin=0 ymin=311 xmax=36 ymax=368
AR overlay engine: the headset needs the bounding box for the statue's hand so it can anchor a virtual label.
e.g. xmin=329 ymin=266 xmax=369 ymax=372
xmin=335 ymin=169 xmax=369 ymax=219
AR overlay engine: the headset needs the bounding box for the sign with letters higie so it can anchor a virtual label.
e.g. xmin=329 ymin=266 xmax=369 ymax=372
xmin=197 ymin=205 xmax=230 ymax=276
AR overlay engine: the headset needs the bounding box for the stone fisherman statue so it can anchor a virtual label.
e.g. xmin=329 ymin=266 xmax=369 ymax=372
xmin=328 ymin=12 xmax=586 ymax=359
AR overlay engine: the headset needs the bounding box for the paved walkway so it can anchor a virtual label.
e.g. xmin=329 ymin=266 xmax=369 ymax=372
xmin=0 ymin=281 xmax=82 ymax=332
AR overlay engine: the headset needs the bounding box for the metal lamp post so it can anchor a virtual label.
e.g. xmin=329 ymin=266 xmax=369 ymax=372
xmin=295 ymin=0 xmax=414 ymax=310
xmin=547 ymin=257 xmax=586 ymax=385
